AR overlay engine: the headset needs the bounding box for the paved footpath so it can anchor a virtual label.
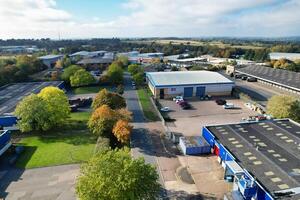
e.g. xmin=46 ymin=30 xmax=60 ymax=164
xmin=0 ymin=164 xmax=79 ymax=200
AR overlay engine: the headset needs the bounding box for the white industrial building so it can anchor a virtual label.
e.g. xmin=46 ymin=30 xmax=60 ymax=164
xmin=146 ymin=71 xmax=235 ymax=99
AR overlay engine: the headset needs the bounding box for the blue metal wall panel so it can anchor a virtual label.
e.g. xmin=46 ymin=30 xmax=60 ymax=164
xmin=0 ymin=131 xmax=10 ymax=150
xmin=196 ymin=86 xmax=205 ymax=97
xmin=256 ymin=184 xmax=274 ymax=200
xmin=183 ymin=87 xmax=193 ymax=97
xmin=0 ymin=116 xmax=17 ymax=127
xmin=202 ymin=127 xmax=215 ymax=147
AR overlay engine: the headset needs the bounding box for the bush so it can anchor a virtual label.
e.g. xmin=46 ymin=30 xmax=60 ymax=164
xmin=94 ymin=136 xmax=110 ymax=154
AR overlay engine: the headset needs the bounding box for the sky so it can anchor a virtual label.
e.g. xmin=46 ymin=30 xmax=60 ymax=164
xmin=0 ymin=0 xmax=299 ymax=39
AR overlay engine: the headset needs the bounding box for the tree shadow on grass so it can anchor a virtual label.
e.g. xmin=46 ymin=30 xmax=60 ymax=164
xmin=14 ymin=146 xmax=37 ymax=169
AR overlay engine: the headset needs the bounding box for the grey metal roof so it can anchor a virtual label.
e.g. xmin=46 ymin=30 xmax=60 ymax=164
xmin=77 ymin=57 xmax=113 ymax=65
xmin=207 ymin=119 xmax=300 ymax=198
xmin=147 ymin=71 xmax=234 ymax=87
xmin=38 ymin=54 xmax=63 ymax=60
xmin=236 ymin=65 xmax=300 ymax=91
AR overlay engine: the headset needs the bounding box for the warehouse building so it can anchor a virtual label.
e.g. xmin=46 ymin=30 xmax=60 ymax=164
xmin=236 ymin=65 xmax=300 ymax=95
xmin=146 ymin=71 xmax=235 ymax=99
xmin=202 ymin=119 xmax=300 ymax=200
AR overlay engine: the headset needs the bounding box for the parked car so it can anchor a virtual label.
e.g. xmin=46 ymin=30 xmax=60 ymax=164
xmin=160 ymin=107 xmax=170 ymax=112
xmin=247 ymin=77 xmax=257 ymax=82
xmin=215 ymin=99 xmax=227 ymax=105
xmin=223 ymin=103 xmax=234 ymax=109
xmin=70 ymin=105 xmax=78 ymax=112
xmin=181 ymin=103 xmax=191 ymax=110
xmin=241 ymin=75 xmax=248 ymax=80
xmin=173 ymin=96 xmax=183 ymax=101
xmin=178 ymin=100 xmax=187 ymax=105
xmin=235 ymin=74 xmax=242 ymax=79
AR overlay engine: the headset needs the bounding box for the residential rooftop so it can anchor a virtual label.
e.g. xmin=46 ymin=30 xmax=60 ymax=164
xmin=207 ymin=119 xmax=300 ymax=199
xmin=146 ymin=71 xmax=234 ymax=87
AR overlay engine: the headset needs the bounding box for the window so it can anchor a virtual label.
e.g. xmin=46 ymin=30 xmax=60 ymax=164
xmin=171 ymin=88 xmax=176 ymax=92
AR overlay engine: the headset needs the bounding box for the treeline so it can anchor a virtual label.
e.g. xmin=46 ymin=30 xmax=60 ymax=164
xmin=0 ymin=56 xmax=46 ymax=86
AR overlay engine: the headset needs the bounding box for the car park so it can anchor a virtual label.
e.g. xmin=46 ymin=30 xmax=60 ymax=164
xmin=223 ymin=103 xmax=234 ymax=109
xmin=215 ymin=99 xmax=227 ymax=105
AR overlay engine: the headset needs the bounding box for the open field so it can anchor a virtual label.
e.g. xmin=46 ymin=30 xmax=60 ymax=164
xmin=137 ymin=88 xmax=160 ymax=121
xmin=15 ymin=111 xmax=96 ymax=169
xmin=125 ymin=39 xmax=264 ymax=49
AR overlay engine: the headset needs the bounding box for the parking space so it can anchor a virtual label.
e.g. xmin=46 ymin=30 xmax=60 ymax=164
xmin=160 ymin=98 xmax=257 ymax=136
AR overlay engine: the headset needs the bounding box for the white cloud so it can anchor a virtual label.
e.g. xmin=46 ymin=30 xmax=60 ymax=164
xmin=0 ymin=0 xmax=299 ymax=39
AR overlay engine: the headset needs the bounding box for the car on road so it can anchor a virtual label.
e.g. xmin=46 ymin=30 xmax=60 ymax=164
xmin=223 ymin=103 xmax=234 ymax=109
xmin=215 ymin=99 xmax=227 ymax=105
xmin=247 ymin=77 xmax=257 ymax=82
xmin=173 ymin=96 xmax=184 ymax=101
xmin=160 ymin=107 xmax=170 ymax=112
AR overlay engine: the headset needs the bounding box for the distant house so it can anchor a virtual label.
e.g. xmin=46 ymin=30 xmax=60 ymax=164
xmin=269 ymin=52 xmax=300 ymax=61
xmin=77 ymin=57 xmax=113 ymax=70
xmin=38 ymin=54 xmax=63 ymax=68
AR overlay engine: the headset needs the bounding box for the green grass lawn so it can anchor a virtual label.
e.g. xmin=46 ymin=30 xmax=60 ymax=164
xmin=137 ymin=88 xmax=160 ymax=121
xmin=15 ymin=110 xmax=96 ymax=169
xmin=72 ymin=85 xmax=115 ymax=95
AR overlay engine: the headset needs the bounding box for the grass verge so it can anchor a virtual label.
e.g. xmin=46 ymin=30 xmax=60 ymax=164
xmin=137 ymin=88 xmax=160 ymax=121
xmin=72 ymin=85 xmax=114 ymax=95
xmin=15 ymin=110 xmax=96 ymax=169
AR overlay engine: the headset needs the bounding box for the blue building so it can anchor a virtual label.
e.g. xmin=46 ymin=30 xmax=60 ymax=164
xmin=202 ymin=119 xmax=300 ymax=200
xmin=0 ymin=130 xmax=11 ymax=157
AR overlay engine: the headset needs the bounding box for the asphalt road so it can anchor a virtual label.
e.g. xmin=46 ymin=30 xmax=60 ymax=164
xmin=123 ymin=73 xmax=157 ymax=165
xmin=0 ymin=81 xmax=62 ymax=115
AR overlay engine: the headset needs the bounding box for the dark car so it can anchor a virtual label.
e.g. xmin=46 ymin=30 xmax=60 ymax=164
xmin=178 ymin=100 xmax=187 ymax=106
xmin=180 ymin=102 xmax=191 ymax=109
xmin=215 ymin=99 xmax=227 ymax=105
xmin=241 ymin=75 xmax=248 ymax=80
xmin=235 ymin=74 xmax=242 ymax=79
xmin=247 ymin=77 xmax=257 ymax=82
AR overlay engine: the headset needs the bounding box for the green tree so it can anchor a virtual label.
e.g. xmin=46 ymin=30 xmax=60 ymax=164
xmin=61 ymin=65 xmax=82 ymax=83
xmin=70 ymin=69 xmax=95 ymax=87
xmin=14 ymin=94 xmax=52 ymax=132
xmin=92 ymin=89 xmax=126 ymax=110
xmin=266 ymin=95 xmax=297 ymax=119
xmin=289 ymin=100 xmax=300 ymax=122
xmin=133 ymin=72 xmax=144 ymax=86
xmin=116 ymin=55 xmax=129 ymax=68
xmin=76 ymin=148 xmax=160 ymax=200
xmin=128 ymin=64 xmax=142 ymax=75
xmin=107 ymin=63 xmax=123 ymax=85
xmin=38 ymin=86 xmax=70 ymax=125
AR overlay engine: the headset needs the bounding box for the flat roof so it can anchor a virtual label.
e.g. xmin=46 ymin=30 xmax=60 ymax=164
xmin=147 ymin=71 xmax=234 ymax=87
xmin=269 ymin=52 xmax=300 ymax=61
xmin=77 ymin=57 xmax=113 ymax=65
xmin=38 ymin=54 xmax=63 ymax=60
xmin=207 ymin=119 xmax=300 ymax=199
xmin=236 ymin=65 xmax=300 ymax=91
xmin=0 ymin=81 xmax=63 ymax=115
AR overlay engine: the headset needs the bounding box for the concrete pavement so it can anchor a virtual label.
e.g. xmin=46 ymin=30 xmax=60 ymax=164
xmin=0 ymin=164 xmax=79 ymax=200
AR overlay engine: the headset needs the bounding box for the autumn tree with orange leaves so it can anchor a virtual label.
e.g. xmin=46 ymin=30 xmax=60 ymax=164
xmin=112 ymin=120 xmax=132 ymax=144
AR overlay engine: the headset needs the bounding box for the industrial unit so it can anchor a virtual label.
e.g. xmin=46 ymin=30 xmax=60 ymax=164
xmin=202 ymin=119 xmax=300 ymax=200
xmin=236 ymin=65 xmax=300 ymax=95
xmin=146 ymin=71 xmax=235 ymax=99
